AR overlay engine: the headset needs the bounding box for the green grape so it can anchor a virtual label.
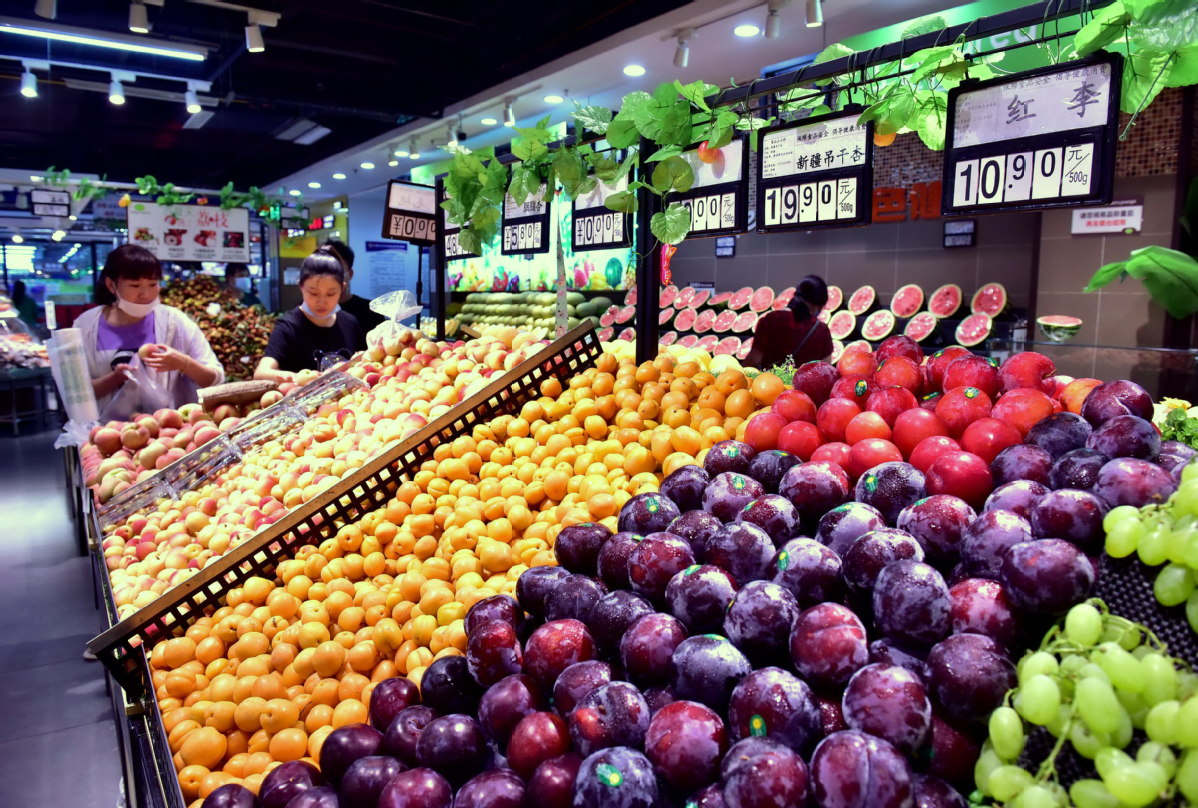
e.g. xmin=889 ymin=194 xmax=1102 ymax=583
xmin=1065 ymin=603 xmax=1103 ymax=647
xmin=1095 ymin=747 xmax=1134 ymax=780
xmin=1137 ymin=527 xmax=1169 ymax=566
xmin=1153 ymin=563 xmax=1195 ymax=606
xmin=1092 ymin=642 xmax=1143 ymax=694
xmin=987 ymin=765 xmax=1033 ymax=802
xmin=1143 ymin=700 xmax=1179 ymax=745
xmin=1135 ymin=741 xmax=1177 ymax=778
xmin=1140 ymin=653 xmax=1179 ymax=706
xmin=1099 ymin=623 xmax=1142 ymax=652
xmin=1167 ymin=527 xmax=1191 ymax=564
xmin=1178 ymin=748 xmax=1198 ymax=802
xmin=974 ymin=745 xmax=1002 ymax=796
xmin=1076 ymin=678 xmax=1122 ymax=734
xmin=1069 ymin=721 xmax=1110 ymax=759
xmin=1019 ymin=650 xmax=1059 ymax=683
xmin=1103 ymin=762 xmax=1163 ymax=808
xmin=1068 ymin=779 xmax=1120 ymax=808
xmin=988 ymin=707 xmax=1025 ymax=760
xmin=1182 ymin=531 xmax=1198 ymax=569
xmin=1176 ymin=696 xmax=1198 ymax=747
xmin=1018 ymin=674 xmax=1061 ymax=726
xmin=1181 ymin=670 xmax=1198 ymax=701
xmin=1182 ymin=463 xmax=1198 ymax=484
xmin=1044 ymin=704 xmax=1071 ymax=737
xmin=1009 ymin=784 xmax=1057 ymax=808
xmin=1060 ymin=652 xmax=1089 ymax=676
xmin=1111 ymin=702 xmax=1133 ymax=749
xmin=1103 ymin=505 xmax=1141 ymax=531
xmin=1187 ymin=591 xmax=1198 ymax=634
xmin=1105 ymin=519 xmax=1142 ymax=558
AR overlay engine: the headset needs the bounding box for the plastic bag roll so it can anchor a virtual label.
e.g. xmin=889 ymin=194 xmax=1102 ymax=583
xmin=48 ymin=328 xmax=100 ymax=424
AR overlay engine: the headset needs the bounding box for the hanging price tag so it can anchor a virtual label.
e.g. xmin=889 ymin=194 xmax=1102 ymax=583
xmin=663 ymin=137 xmax=749 ymax=239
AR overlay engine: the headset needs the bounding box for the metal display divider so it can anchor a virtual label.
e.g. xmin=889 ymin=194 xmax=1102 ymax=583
xmin=87 ymin=323 xmax=603 ymax=692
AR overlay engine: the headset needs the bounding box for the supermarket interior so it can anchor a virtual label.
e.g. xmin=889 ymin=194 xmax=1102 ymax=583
xmin=4 ymin=0 xmax=1198 ymax=807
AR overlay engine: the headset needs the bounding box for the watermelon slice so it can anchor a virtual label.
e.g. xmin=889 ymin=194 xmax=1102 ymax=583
xmin=617 ymin=326 xmax=636 ymax=342
xmin=862 ymin=310 xmax=896 ymax=341
xmin=928 ymin=283 xmax=962 ymax=319
xmin=675 ymin=287 xmax=695 ymax=309
xmin=737 ymin=337 xmax=754 ymax=360
xmin=696 ymin=335 xmax=719 ymax=352
xmin=825 ymin=285 xmax=843 ymax=312
xmin=694 ymin=309 xmax=717 ymax=333
xmin=660 ymin=284 xmax=678 ymax=307
xmin=970 ymin=283 xmax=1007 ymax=316
xmin=904 ymin=312 xmax=939 ymax=343
xmin=710 ymin=291 xmax=733 ymax=308
xmin=749 ymin=287 xmax=776 ymax=312
xmin=772 ymin=286 xmax=795 ymax=310
xmin=828 ymin=339 xmax=845 ymax=364
xmin=1037 ymin=315 xmax=1082 ymax=342
xmin=599 ymin=307 xmax=619 ymax=328
xmin=714 ymin=336 xmax=741 ymax=356
xmin=660 ymin=330 xmax=678 ymax=346
xmin=713 ymin=310 xmax=737 ymax=333
xmin=732 ymin=311 xmax=758 ymax=333
xmin=728 ymin=286 xmax=754 ymax=310
xmin=845 ymin=339 xmax=871 ymax=354
xmin=890 ymin=284 xmax=924 ymax=318
xmin=678 ymin=334 xmax=698 ymax=347
xmin=659 ymin=307 xmax=674 ymax=326
xmin=614 ymin=305 xmax=636 ymax=324
xmin=955 ymin=313 xmax=993 ymax=347
xmin=598 ymin=326 xmax=614 ymax=341
xmin=674 ymin=308 xmax=696 ymax=331
xmin=690 ymin=288 xmax=711 ymax=309
xmin=828 ymin=311 xmax=856 ymax=340
xmin=624 ymin=287 xmax=637 ymax=307
xmin=847 ymin=285 xmax=876 ymax=315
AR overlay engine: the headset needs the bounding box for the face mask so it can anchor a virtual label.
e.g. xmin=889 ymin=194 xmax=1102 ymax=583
xmin=301 ymin=302 xmax=339 ymax=325
xmin=116 ymin=295 xmax=159 ymax=319
xmin=234 ymin=277 xmax=253 ymax=293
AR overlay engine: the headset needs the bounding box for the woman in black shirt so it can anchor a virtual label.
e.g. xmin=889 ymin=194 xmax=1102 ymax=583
xmin=255 ymin=248 xmax=365 ymax=382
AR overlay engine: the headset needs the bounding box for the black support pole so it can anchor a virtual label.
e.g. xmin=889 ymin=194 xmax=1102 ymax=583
xmin=634 ymin=137 xmax=661 ymax=365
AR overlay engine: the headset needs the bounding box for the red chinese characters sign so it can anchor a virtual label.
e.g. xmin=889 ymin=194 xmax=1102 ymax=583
xmin=872 ymin=181 xmax=943 ymax=223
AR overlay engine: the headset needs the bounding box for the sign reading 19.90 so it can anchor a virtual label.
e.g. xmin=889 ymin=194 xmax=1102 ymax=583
xmin=757 ymin=110 xmax=873 ymax=231
xmin=942 ymin=53 xmax=1121 ymax=216
xmin=664 ymin=137 xmax=749 ymax=238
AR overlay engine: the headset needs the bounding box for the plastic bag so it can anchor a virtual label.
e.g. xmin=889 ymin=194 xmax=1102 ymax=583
xmin=367 ymin=289 xmax=425 ymax=351
xmin=47 ymin=328 xmax=99 ymax=448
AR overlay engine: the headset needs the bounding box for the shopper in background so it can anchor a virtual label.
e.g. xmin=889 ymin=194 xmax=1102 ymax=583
xmin=224 ymin=262 xmax=262 ymax=308
xmin=10 ymin=280 xmax=40 ymax=331
xmin=743 ymin=274 xmax=833 ymax=369
xmin=255 ymin=248 xmax=365 ymax=382
xmin=324 ymin=239 xmax=387 ymax=332
xmin=74 ymin=244 xmax=224 ymax=420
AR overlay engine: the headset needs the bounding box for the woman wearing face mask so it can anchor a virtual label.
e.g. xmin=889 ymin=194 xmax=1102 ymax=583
xmin=255 ymin=248 xmax=366 ymax=383
xmin=74 ymin=244 xmax=225 ymax=420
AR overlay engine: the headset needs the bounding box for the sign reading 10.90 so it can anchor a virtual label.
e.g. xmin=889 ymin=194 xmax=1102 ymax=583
xmin=942 ymin=53 xmax=1122 ymax=216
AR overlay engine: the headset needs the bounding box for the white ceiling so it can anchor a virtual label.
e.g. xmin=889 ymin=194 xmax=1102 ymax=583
xmin=273 ymin=0 xmax=968 ymax=202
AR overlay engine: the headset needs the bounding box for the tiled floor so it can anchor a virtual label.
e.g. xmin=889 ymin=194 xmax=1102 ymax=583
xmin=0 ymin=430 xmax=123 ymax=807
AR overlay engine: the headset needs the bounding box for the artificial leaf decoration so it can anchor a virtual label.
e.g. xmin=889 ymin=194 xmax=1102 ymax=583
xmin=605 ymin=118 xmax=640 ymax=149
xmin=604 ymin=190 xmax=638 ymax=214
xmin=650 ymin=156 xmax=695 ymax=195
xmin=902 ymin=15 xmax=948 ymax=38
xmin=1084 ymin=245 xmax=1198 ymax=319
xmin=1122 ymin=50 xmax=1173 ymax=114
xmin=1128 ymin=0 xmax=1198 ymax=53
xmin=650 ymin=203 xmax=691 ymax=245
xmin=572 ymin=103 xmax=612 ymax=135
xmin=813 ymin=43 xmax=855 ymax=85
xmin=1164 ymin=45 xmax=1198 ymax=87
xmin=1074 ymin=2 xmax=1130 ymax=56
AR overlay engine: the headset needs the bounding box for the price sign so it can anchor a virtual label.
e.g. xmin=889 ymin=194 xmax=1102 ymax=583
xmin=664 ymin=137 xmax=749 ymax=238
xmin=943 ymin=53 xmax=1121 ymax=216
xmin=757 ymin=110 xmax=872 ymax=231
xmin=435 ymin=178 xmax=478 ymax=262
xmin=381 ymin=181 xmax=436 ymax=245
xmin=31 ymin=188 xmax=71 ymax=217
xmin=572 ymin=174 xmax=631 ymax=251
xmin=501 ymin=183 xmax=551 ymax=256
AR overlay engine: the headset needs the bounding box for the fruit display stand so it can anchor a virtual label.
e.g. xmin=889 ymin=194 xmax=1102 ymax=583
xmin=0 ymin=365 xmax=55 ymax=434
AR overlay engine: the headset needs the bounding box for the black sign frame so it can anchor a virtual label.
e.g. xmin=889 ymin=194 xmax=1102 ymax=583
xmin=31 ymin=187 xmax=71 ymax=218
xmin=500 ymin=185 xmax=552 ymax=256
xmin=756 ymin=107 xmax=873 ymax=233
xmin=663 ymin=135 xmax=750 ymax=239
xmin=941 ymin=52 xmax=1122 ymax=217
xmin=571 ymin=174 xmax=633 ymax=252
xmin=435 ymin=177 xmax=479 ymax=262
xmin=381 ymin=179 xmax=437 ymax=246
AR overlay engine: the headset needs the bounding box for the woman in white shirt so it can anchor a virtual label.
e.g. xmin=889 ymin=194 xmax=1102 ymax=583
xmin=74 ymin=245 xmax=224 ymax=420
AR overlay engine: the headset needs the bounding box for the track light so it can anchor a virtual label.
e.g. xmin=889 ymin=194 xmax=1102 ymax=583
xmin=503 ymin=101 xmax=516 ymax=127
xmin=129 ymin=2 xmax=150 ymax=34
xmin=35 ymin=0 xmax=55 ymax=19
xmin=20 ymin=66 xmax=37 ymax=98
xmin=245 ymin=24 xmax=265 ymax=53
xmin=184 ymin=88 xmax=201 ymax=114
xmin=109 ymin=76 xmax=125 ymax=105
xmin=673 ymin=28 xmax=693 ymax=69
xmin=806 ymin=0 xmax=823 ymax=28
xmin=394 ymin=146 xmax=409 ymax=157
xmin=408 ymin=140 xmax=420 ymax=160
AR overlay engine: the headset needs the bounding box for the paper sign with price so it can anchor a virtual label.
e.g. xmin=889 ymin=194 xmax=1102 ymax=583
xmin=573 ymin=174 xmax=631 ymax=251
xmin=663 ymin=137 xmax=749 ymax=239
xmin=381 ymin=180 xmax=437 ymax=246
xmin=942 ymin=53 xmax=1121 ymax=216
xmin=501 ymin=182 xmax=551 ymax=256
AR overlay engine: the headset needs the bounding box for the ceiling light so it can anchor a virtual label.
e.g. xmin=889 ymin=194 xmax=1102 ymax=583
xmin=766 ymin=0 xmax=789 ymax=39
xmin=184 ymin=88 xmax=200 ymax=114
xmin=20 ymin=66 xmax=37 ymax=98
xmin=11 ymin=234 xmax=23 ymax=244
xmin=245 ymin=23 xmax=265 ymax=53
xmin=734 ymin=24 xmax=760 ymax=37
xmin=0 ymin=22 xmax=207 ymax=61
xmin=360 ymin=161 xmax=375 ymax=170
xmin=503 ymin=101 xmax=516 ymax=127
xmin=51 ymin=229 xmax=65 ymax=241
xmin=332 ymin=172 xmax=346 ymax=180
xmin=68 ymin=214 xmax=77 ymax=220
xmin=544 ymin=94 xmax=563 ymax=104
xmin=394 ymin=146 xmax=409 ymax=157
xmin=288 ymin=189 xmax=301 ymax=197
xmin=674 ymin=28 xmax=693 ymax=69
xmin=388 ymin=159 xmax=398 ymax=167
xmin=480 ymin=116 xmax=498 ymax=126
xmin=293 ymin=125 xmax=331 ymax=145
xmin=108 ymin=76 xmax=125 ymax=105
xmin=35 ymin=0 xmax=55 ymax=19
xmin=408 ymin=140 xmax=420 ymax=160
xmin=129 ymin=2 xmax=150 ymax=34
xmin=806 ymin=0 xmax=823 ymax=28
xmin=623 ymin=64 xmax=646 ymax=77
xmin=308 ymin=181 xmax=321 ymax=189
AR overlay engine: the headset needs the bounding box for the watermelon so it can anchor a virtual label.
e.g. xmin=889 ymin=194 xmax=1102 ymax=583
xmin=749 ymin=287 xmax=775 ymax=312
xmin=890 ymin=284 xmax=924 ymax=318
xmin=845 ymin=339 xmax=871 ymax=354
xmin=955 ymin=313 xmax=993 ymax=347
xmin=847 ymin=285 xmax=876 ymax=315
xmin=861 ymin=310 xmax=896 ymax=341
xmin=660 ymin=285 xmax=678 ymax=307
xmin=690 ymin=288 xmax=711 ymax=308
xmin=675 ymin=287 xmax=695 ymax=309
xmin=679 ymin=334 xmax=698 ymax=347
xmin=710 ymin=291 xmax=733 ymax=307
xmin=598 ymin=326 xmax=614 ymax=341
xmin=694 ymin=309 xmax=717 ymax=333
xmin=773 ymin=286 xmax=795 ymax=310
xmin=599 ymin=307 xmax=619 ymax=328
xmin=830 ymin=339 xmax=845 ymax=364
xmin=828 ymin=310 xmax=856 ymax=340
xmin=714 ymin=336 xmax=741 ymax=356
xmin=659 ymin=307 xmax=674 ymax=326
xmin=928 ymin=283 xmax=962 ymax=319
xmin=624 ymin=287 xmax=637 ymax=307
xmin=737 ymin=337 xmax=754 ymax=360
xmin=970 ymin=283 xmax=1007 ymax=316
xmin=614 ymin=305 xmax=636 ymax=324
xmin=728 ymin=286 xmax=754 ymax=310
xmin=904 ymin=312 xmax=939 ymax=343
xmin=713 ymin=310 xmax=737 ymax=333
xmin=617 ymin=326 xmax=636 ymax=342
xmin=660 ymin=331 xmax=678 ymax=346
xmin=1037 ymin=315 xmax=1083 ymax=342
xmin=825 ymin=285 xmax=843 ymax=312
xmin=674 ymin=308 xmax=697 ymax=331
xmin=732 ymin=311 xmax=758 ymax=333
xmin=696 ymin=335 xmax=719 ymax=352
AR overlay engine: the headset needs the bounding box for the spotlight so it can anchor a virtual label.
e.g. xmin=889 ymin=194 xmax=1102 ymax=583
xmin=544 ymin=94 xmax=563 ymax=104
xmin=332 ymin=172 xmax=347 ymax=180
xmin=408 ymin=140 xmax=420 ymax=160
xmin=11 ymin=234 xmax=23 ymax=244
xmin=673 ymin=29 xmax=693 ymax=69
xmin=480 ymin=116 xmax=498 ymax=126
xmin=503 ymin=101 xmax=516 ymax=127
xmin=388 ymin=159 xmax=399 ymax=166
xmin=20 ymin=67 xmax=37 ymax=98
xmin=51 ymin=229 xmax=65 ymax=241
xmin=129 ymin=2 xmax=150 ymax=33
xmin=288 ymin=189 xmax=301 ymax=196
xmin=35 ymin=0 xmax=55 ymax=19
xmin=394 ymin=146 xmax=409 ymax=157
xmin=184 ymin=88 xmax=201 ymax=114
xmin=766 ymin=0 xmax=788 ymax=39
xmin=308 ymin=181 xmax=321 ymax=189
xmin=622 ymin=64 xmax=646 ymax=77
xmin=806 ymin=0 xmax=823 ymax=28
xmin=109 ymin=77 xmax=125 ymax=105
xmin=360 ymin=161 xmax=375 ymax=169
xmin=245 ymin=24 xmax=265 ymax=53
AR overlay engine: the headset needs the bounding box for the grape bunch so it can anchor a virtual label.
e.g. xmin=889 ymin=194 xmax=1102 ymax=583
xmin=976 ymin=599 xmax=1198 ymax=807
xmin=1103 ymin=461 xmax=1198 ymax=625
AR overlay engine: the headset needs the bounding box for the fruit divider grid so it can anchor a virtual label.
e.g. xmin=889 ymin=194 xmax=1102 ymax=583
xmin=86 ymin=323 xmax=603 ymax=693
